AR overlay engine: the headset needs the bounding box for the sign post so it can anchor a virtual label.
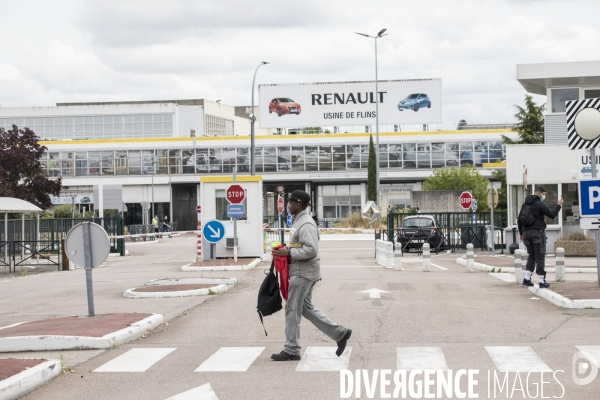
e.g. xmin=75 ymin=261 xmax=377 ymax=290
xmin=196 ymin=206 xmax=202 ymax=260
xmin=65 ymin=222 xmax=110 ymax=317
xmin=566 ymin=97 xmax=600 ymax=285
xmin=226 ymin=177 xmax=244 ymax=262
xmin=487 ymin=184 xmax=501 ymax=256
xmin=203 ymin=220 xmax=226 ymax=262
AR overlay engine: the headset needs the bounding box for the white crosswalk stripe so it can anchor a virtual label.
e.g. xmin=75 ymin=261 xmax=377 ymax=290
xmin=165 ymin=383 xmax=219 ymax=400
xmin=486 ymin=346 xmax=552 ymax=372
xmin=296 ymin=346 xmax=352 ymax=372
xmin=94 ymin=348 xmax=176 ymax=372
xmin=397 ymin=347 xmax=449 ymax=370
xmin=195 ymin=347 xmax=264 ymax=372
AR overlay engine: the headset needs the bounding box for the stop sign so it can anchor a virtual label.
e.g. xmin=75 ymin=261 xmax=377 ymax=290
xmin=226 ymin=184 xmax=245 ymax=204
xmin=277 ymin=195 xmax=285 ymax=214
xmin=459 ymin=191 xmax=473 ymax=210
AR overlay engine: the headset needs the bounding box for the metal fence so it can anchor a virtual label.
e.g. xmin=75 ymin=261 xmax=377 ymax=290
xmin=387 ymin=211 xmax=507 ymax=252
xmin=12 ymin=240 xmax=62 ymax=272
xmin=0 ymin=241 xmax=9 ymax=268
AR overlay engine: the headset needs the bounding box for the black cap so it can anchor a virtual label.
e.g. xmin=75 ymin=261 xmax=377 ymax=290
xmin=289 ymin=190 xmax=311 ymax=205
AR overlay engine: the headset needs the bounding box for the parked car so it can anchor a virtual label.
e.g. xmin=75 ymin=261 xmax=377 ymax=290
xmin=397 ymin=93 xmax=431 ymax=112
xmin=396 ymin=215 xmax=444 ymax=252
xmin=268 ymin=98 xmax=302 ymax=116
xmin=79 ymin=196 xmax=91 ymax=203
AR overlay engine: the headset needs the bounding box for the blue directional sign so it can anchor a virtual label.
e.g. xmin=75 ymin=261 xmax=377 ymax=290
xmin=286 ymin=214 xmax=293 ymax=227
xmin=203 ymin=219 xmax=225 ymax=244
xmin=227 ymin=204 xmax=245 ymax=218
xmin=471 ymin=199 xmax=478 ymax=212
xmin=579 ymin=179 xmax=600 ymax=217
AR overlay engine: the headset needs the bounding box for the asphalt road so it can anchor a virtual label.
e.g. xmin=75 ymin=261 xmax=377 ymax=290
xmin=5 ymin=237 xmax=600 ymax=399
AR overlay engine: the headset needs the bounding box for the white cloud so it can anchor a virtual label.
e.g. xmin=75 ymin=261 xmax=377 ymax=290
xmin=0 ymin=0 xmax=598 ymax=126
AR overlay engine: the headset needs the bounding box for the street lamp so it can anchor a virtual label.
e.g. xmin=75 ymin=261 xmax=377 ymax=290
xmin=251 ymin=61 xmax=269 ymax=176
xmin=355 ymin=28 xmax=387 ymax=206
xmin=151 ymin=157 xmax=159 ymax=224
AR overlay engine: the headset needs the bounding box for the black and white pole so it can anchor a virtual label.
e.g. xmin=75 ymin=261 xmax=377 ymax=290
xmin=555 ymin=247 xmax=565 ymax=282
xmin=82 ymin=223 xmax=95 ymax=317
xmin=591 ymin=148 xmax=600 ymax=286
xmin=233 ymin=167 xmax=238 ymax=263
xmin=394 ymin=244 xmax=403 ymax=271
xmin=385 ymin=241 xmax=394 ymax=269
xmin=514 ymin=249 xmax=523 ymax=283
xmin=466 ymin=243 xmax=474 ymax=272
xmin=422 ymin=243 xmax=430 ymax=272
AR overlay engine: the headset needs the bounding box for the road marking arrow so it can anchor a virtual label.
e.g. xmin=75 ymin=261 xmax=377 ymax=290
xmin=207 ymin=225 xmax=221 ymax=238
xmin=358 ymin=289 xmax=389 ymax=299
xmin=593 ymin=219 xmax=600 ymax=226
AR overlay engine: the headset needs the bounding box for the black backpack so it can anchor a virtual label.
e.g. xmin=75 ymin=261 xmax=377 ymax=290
xmin=519 ymin=202 xmax=536 ymax=227
xmin=257 ymin=259 xmax=282 ymax=336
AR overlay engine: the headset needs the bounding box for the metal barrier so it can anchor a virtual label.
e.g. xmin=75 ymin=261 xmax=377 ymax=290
xmin=387 ymin=211 xmax=507 ymax=253
xmin=12 ymin=240 xmax=61 ymax=272
xmin=125 ymin=224 xmax=156 ymax=241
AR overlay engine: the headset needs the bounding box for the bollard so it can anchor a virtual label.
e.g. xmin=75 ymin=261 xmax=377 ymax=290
xmin=422 ymin=243 xmax=431 ymax=272
xmin=466 ymin=243 xmax=474 ymax=272
xmin=394 ymin=244 xmax=403 ymax=271
xmin=385 ymin=242 xmax=394 ymax=269
xmin=555 ymin=247 xmax=565 ymax=282
xmin=514 ymin=249 xmax=523 ymax=283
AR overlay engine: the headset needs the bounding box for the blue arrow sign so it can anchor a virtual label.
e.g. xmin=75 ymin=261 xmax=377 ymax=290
xmin=227 ymin=204 xmax=245 ymax=218
xmin=203 ymin=220 xmax=225 ymax=244
xmin=286 ymin=214 xmax=293 ymax=227
xmin=579 ymin=179 xmax=600 ymax=217
xmin=471 ymin=199 xmax=478 ymax=212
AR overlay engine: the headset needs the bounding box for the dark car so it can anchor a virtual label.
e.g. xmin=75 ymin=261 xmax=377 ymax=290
xmin=396 ymin=215 xmax=444 ymax=252
xmin=79 ymin=196 xmax=91 ymax=203
xmin=268 ymin=98 xmax=302 ymax=116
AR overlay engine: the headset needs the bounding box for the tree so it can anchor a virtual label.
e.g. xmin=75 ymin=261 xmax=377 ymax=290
xmin=367 ymin=135 xmax=377 ymax=202
xmin=502 ymin=95 xmax=545 ymax=144
xmin=0 ymin=125 xmax=62 ymax=209
xmin=422 ymin=165 xmax=490 ymax=211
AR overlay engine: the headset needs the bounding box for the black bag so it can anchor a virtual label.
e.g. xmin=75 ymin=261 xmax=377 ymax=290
xmin=519 ymin=202 xmax=536 ymax=227
xmin=257 ymin=259 xmax=282 ymax=336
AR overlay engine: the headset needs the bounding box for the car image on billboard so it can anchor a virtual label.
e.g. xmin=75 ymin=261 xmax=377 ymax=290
xmin=268 ymin=98 xmax=302 ymax=117
xmin=397 ymin=93 xmax=431 ymax=112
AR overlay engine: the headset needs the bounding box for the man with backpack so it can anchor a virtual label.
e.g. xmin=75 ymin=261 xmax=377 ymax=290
xmin=270 ymin=190 xmax=352 ymax=361
xmin=518 ymin=186 xmax=563 ymax=288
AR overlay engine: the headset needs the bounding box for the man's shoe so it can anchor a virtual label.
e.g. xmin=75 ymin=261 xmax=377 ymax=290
xmin=271 ymin=351 xmax=301 ymax=361
xmin=539 ymin=282 xmax=550 ymax=289
xmin=522 ymin=279 xmax=534 ymax=287
xmin=336 ymin=329 xmax=352 ymax=357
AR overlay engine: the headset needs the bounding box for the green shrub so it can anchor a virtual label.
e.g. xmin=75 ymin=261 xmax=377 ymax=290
xmin=53 ymin=204 xmax=82 ymax=218
xmin=568 ymin=232 xmax=591 ymax=241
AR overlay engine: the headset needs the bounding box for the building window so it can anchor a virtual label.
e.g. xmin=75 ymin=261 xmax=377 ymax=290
xmin=550 ymin=88 xmax=579 ymax=113
xmin=584 ymin=89 xmax=600 ymax=99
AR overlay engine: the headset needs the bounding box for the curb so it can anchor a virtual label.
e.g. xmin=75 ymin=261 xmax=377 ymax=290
xmin=0 ymin=314 xmax=163 ymax=352
xmin=0 ymin=359 xmax=61 ymax=400
xmin=146 ymin=277 xmax=238 ymax=286
xmin=123 ymin=283 xmax=232 ymax=299
xmin=455 ymin=258 xmax=597 ymax=273
xmin=181 ymin=257 xmax=262 ymax=272
xmin=527 ymin=286 xmax=600 ymax=309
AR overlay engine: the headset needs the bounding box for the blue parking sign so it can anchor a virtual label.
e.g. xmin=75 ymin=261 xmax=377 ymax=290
xmin=579 ymin=179 xmax=600 ymax=217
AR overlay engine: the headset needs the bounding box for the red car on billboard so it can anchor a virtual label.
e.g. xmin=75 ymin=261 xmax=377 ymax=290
xmin=268 ymin=98 xmax=302 ymax=116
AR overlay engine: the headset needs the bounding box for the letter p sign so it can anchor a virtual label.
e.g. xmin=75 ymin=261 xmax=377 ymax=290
xmin=579 ymin=179 xmax=600 ymax=217
xmin=590 ymin=187 xmax=600 ymax=209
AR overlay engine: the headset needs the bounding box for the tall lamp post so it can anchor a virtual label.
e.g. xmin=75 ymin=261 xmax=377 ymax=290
xmin=151 ymin=157 xmax=159 ymax=222
xmin=251 ymin=61 xmax=269 ymax=176
xmin=355 ymin=28 xmax=387 ymax=205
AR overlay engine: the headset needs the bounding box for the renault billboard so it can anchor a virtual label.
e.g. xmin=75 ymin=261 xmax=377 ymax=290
xmin=258 ymin=79 xmax=441 ymax=128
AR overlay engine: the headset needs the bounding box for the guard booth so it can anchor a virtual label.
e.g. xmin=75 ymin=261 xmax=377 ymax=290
xmin=199 ymin=176 xmax=263 ymax=260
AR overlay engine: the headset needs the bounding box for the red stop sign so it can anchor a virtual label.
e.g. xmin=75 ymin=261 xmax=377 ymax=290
xmin=277 ymin=195 xmax=285 ymax=214
xmin=459 ymin=191 xmax=473 ymax=210
xmin=226 ymin=184 xmax=245 ymax=204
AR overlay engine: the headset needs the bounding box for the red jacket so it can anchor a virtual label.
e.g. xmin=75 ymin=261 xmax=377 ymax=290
xmin=273 ymin=244 xmax=289 ymax=300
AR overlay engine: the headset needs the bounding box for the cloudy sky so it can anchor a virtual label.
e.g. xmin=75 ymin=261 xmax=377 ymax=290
xmin=1 ymin=0 xmax=599 ymax=129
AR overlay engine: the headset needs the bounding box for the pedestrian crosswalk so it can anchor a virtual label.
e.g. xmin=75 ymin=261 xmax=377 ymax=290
xmin=93 ymin=345 xmax=600 ymax=374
